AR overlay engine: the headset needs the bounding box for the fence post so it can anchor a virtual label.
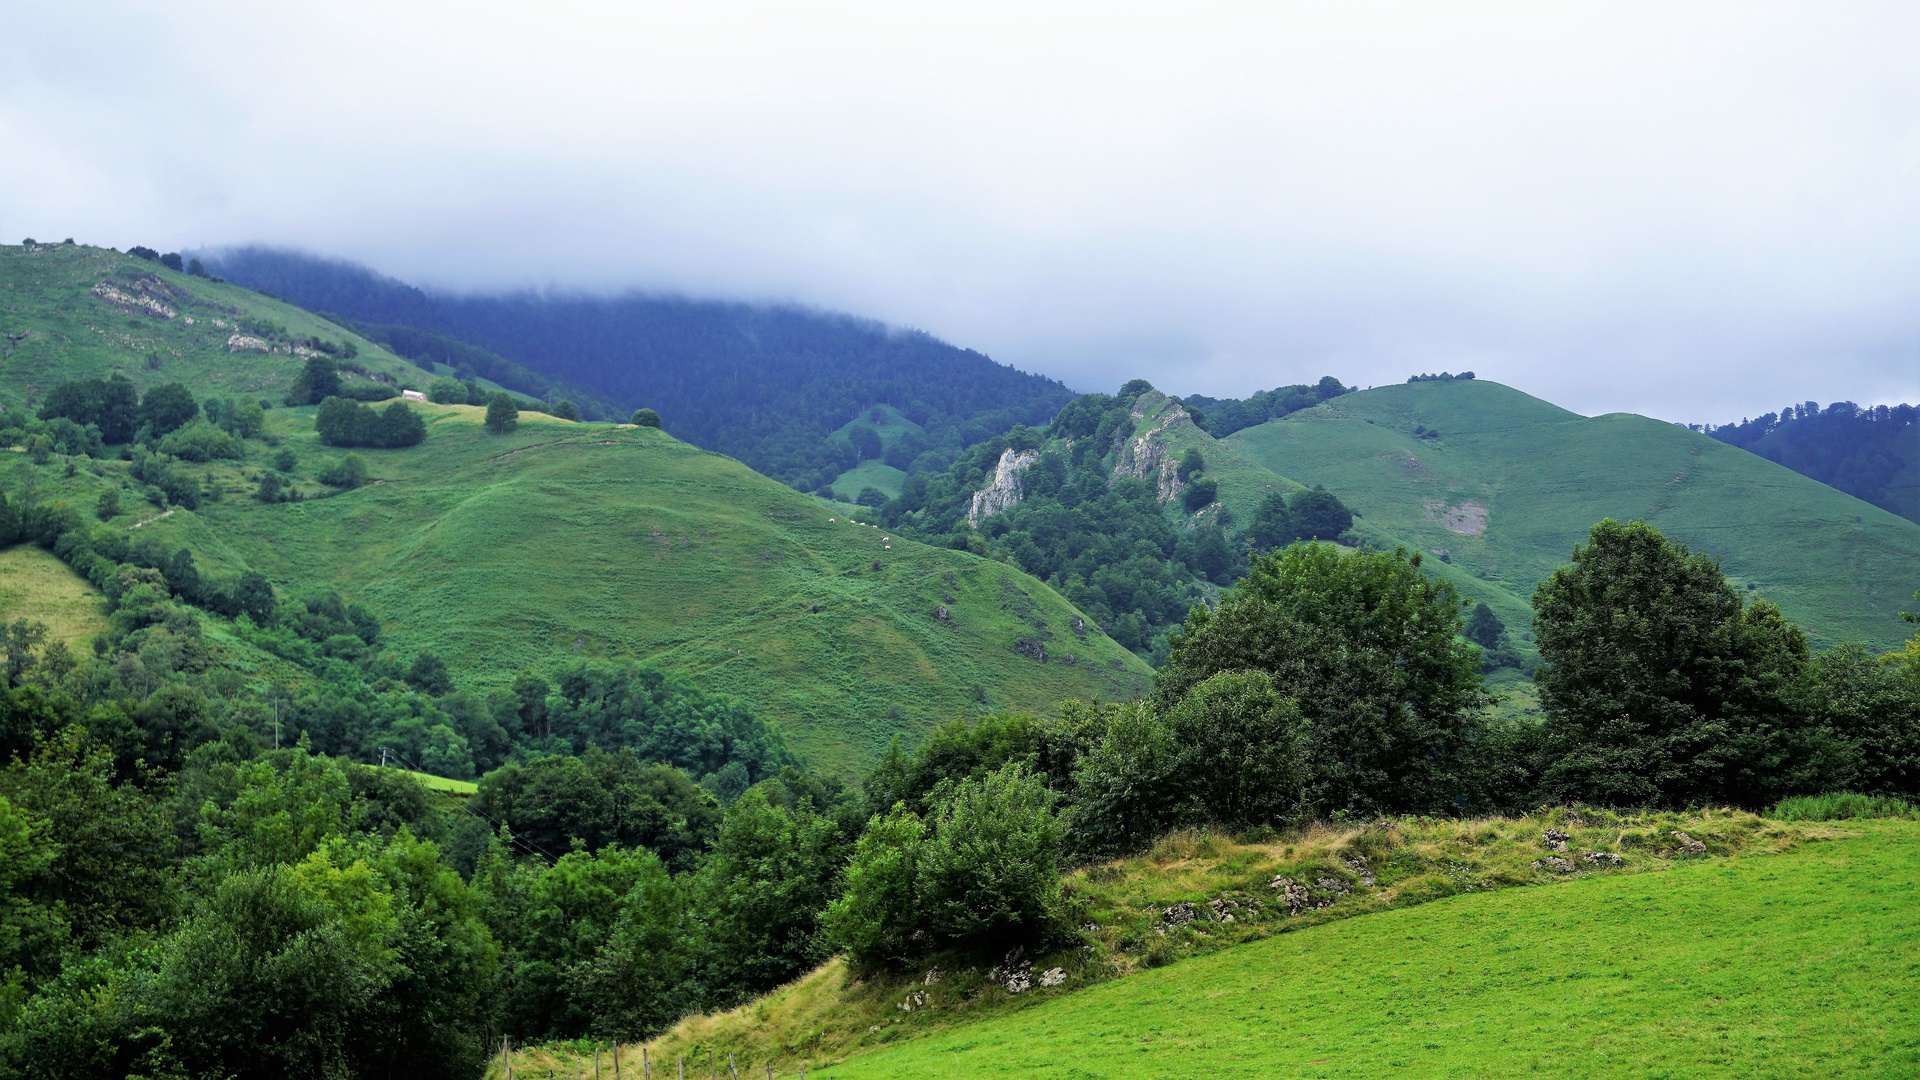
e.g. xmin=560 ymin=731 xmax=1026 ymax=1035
xmin=595 ymin=1047 xmax=601 ymax=1080
xmin=643 ymin=1047 xmax=651 ymax=1080
xmin=502 ymin=1037 xmax=511 ymax=1080
xmin=728 ymin=1052 xmax=740 ymax=1080
xmin=616 ymin=1043 xmax=622 ymax=1080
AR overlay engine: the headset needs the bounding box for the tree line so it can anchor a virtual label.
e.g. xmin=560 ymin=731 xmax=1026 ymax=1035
xmin=1704 ymin=400 xmax=1917 ymax=523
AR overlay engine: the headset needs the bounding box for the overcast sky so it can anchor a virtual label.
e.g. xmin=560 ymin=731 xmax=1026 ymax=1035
xmin=4 ymin=2 xmax=1917 ymax=421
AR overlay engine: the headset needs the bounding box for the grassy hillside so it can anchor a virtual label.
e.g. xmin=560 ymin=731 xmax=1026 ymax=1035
xmin=816 ymin=820 xmax=1918 ymax=1079
xmin=1229 ymin=380 xmax=1920 ymax=649
xmin=499 ymin=808 xmax=1877 ymax=1079
xmin=126 ymin=404 xmax=1149 ymax=775
xmin=0 ymin=242 xmax=427 ymax=406
xmin=0 ymin=544 xmax=109 ymax=647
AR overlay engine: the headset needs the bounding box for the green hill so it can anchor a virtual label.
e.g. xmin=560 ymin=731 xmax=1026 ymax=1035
xmin=133 ymin=406 xmax=1148 ymax=772
xmin=1228 ymin=379 xmax=1920 ymax=650
xmin=0 ymin=242 xmax=1151 ymax=776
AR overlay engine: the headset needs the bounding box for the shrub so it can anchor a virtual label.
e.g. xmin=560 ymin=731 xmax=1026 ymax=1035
xmin=631 ymin=408 xmax=661 ymax=428
xmin=856 ymin=486 xmax=889 ymax=508
xmin=157 ymin=419 xmax=242 ymax=462
xmin=317 ymin=454 xmax=367 ymax=489
xmin=136 ymin=382 xmax=199 ymax=437
xmin=273 ymin=448 xmax=297 ymax=472
xmin=428 ymin=377 xmax=467 ymax=405
xmin=1770 ymin=792 xmax=1919 ymax=821
xmin=551 ymin=400 xmax=578 ymax=421
xmin=1182 ymin=477 xmax=1218 ymax=512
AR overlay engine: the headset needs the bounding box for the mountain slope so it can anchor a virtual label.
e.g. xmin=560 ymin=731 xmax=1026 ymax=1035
xmin=1 ymin=242 xmax=1151 ymax=776
xmin=199 ymin=247 xmax=1077 ymax=492
xmin=0 ymin=242 xmax=429 ymax=405
xmin=1228 ymin=379 xmax=1920 ymax=649
xmin=132 ymin=406 xmax=1148 ymax=774
xmin=1706 ymin=401 xmax=1919 ymax=524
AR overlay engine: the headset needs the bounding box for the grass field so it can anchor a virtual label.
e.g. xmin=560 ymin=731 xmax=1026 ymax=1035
xmin=1228 ymin=380 xmax=1920 ymax=650
xmin=830 ymin=460 xmax=908 ymax=501
xmin=121 ymin=404 xmax=1150 ymax=777
xmin=0 ymin=544 xmax=109 ymax=646
xmin=784 ymin=822 xmax=1918 ymax=1079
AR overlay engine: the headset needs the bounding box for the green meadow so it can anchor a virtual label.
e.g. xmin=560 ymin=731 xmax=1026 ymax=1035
xmin=1228 ymin=379 xmax=1920 ymax=650
xmin=821 ymin=821 xmax=1920 ymax=1080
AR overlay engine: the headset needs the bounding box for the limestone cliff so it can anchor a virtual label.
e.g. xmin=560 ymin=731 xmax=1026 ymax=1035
xmin=968 ymin=448 xmax=1040 ymax=526
xmin=1111 ymin=392 xmax=1199 ymax=502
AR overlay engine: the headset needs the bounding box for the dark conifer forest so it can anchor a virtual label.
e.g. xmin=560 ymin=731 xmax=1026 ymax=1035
xmin=201 ymin=248 xmax=1076 ymax=490
xmin=1704 ymin=400 xmax=1917 ymax=523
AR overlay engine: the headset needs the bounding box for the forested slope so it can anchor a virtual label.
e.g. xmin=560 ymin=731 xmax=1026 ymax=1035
xmin=199 ymin=247 xmax=1077 ymax=491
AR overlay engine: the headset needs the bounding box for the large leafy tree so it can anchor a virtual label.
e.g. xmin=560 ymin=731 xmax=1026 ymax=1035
xmin=1157 ymin=542 xmax=1490 ymax=816
xmin=1530 ymin=518 xmax=1813 ymax=807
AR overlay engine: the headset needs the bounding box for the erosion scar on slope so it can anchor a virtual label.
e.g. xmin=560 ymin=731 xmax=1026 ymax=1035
xmin=1424 ymin=500 xmax=1489 ymax=536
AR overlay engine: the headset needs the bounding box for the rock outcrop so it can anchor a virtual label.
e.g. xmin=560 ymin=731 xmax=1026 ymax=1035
xmin=1110 ymin=393 xmax=1201 ymax=502
xmin=968 ymin=448 xmax=1040 ymax=526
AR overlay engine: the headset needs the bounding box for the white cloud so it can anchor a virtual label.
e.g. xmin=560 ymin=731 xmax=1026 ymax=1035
xmin=3 ymin=0 xmax=1917 ymax=419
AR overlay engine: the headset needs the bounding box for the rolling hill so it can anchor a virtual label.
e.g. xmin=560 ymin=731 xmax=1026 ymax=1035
xmin=0 ymin=241 xmax=1151 ymax=776
xmin=1226 ymin=379 xmax=1920 ymax=651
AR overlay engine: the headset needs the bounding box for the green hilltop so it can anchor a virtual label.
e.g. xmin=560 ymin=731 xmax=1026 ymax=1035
xmin=0 ymin=242 xmax=1151 ymax=776
xmin=1225 ymin=378 xmax=1920 ymax=651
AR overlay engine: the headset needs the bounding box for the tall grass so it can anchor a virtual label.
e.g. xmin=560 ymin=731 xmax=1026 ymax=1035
xmin=1769 ymin=791 xmax=1918 ymax=821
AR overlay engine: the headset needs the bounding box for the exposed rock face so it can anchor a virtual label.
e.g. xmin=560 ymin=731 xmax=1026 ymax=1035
xmin=227 ymin=334 xmax=273 ymax=352
xmin=1111 ymin=393 xmax=1200 ymax=502
xmin=1342 ymin=855 xmax=1376 ymax=887
xmin=91 ymin=282 xmax=176 ymax=320
xmin=968 ymin=448 xmax=1040 ymax=526
xmin=1584 ymin=852 xmax=1623 ymax=865
xmin=1671 ymin=831 xmax=1706 ymax=853
xmin=1038 ymin=967 xmax=1067 ymax=988
xmin=1161 ymin=902 xmax=1196 ymax=927
xmin=1534 ymin=856 xmax=1576 ymax=873
xmin=1542 ymin=829 xmax=1571 ymax=853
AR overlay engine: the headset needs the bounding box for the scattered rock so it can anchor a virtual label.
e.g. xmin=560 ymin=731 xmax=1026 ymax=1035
xmin=1671 ymin=831 xmax=1706 ymax=853
xmin=1070 ymin=616 xmax=1088 ymax=639
xmin=923 ymin=967 xmax=943 ymax=985
xmin=1341 ymin=854 xmax=1376 ymax=887
xmin=226 ymin=333 xmax=272 ymax=352
xmin=1013 ymin=637 xmax=1048 ymax=662
xmin=1542 ymin=829 xmax=1571 ymax=853
xmin=1269 ymin=876 xmax=1336 ymax=915
xmin=1584 ymin=852 xmax=1623 ymax=865
xmin=1038 ymin=967 xmax=1067 ymax=988
xmin=933 ymin=606 xmax=950 ymax=622
xmin=1533 ymin=856 xmax=1576 ymax=874
xmin=1161 ymin=902 xmax=1196 ymax=927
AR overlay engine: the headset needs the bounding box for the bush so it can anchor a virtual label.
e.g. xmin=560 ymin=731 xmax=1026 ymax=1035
xmin=1770 ymin=792 xmax=1919 ymax=821
xmin=284 ymin=356 xmax=341 ymax=407
xmin=631 ymin=408 xmax=661 ymax=428
xmin=157 ymin=419 xmax=242 ymax=463
xmin=551 ymin=400 xmax=579 ymax=421
xmin=428 ymin=377 xmax=467 ymax=405
xmin=273 ymin=448 xmax=297 ymax=472
xmin=136 ymin=383 xmax=199 ymax=437
xmin=317 ymin=455 xmax=367 ymax=489
xmin=856 ymin=486 xmax=889 ymax=508
xmin=1182 ymin=477 xmax=1218 ymax=512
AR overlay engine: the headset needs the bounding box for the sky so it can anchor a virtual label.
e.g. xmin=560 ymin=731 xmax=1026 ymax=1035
xmin=3 ymin=1 xmax=1917 ymax=422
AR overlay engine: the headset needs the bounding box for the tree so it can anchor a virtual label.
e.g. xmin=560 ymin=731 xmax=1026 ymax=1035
xmin=856 ymin=486 xmax=889 ymax=508
xmin=1157 ymin=542 xmax=1490 ymax=816
xmin=158 ymin=252 xmax=183 ymax=271
xmin=1246 ymin=491 xmax=1295 ymax=553
xmin=821 ymin=805 xmax=927 ymax=970
xmin=136 ymin=382 xmax=198 ymax=437
xmin=847 ymin=424 xmax=883 ymax=461
xmin=1530 ymin=519 xmax=1813 ymax=807
xmin=273 ymin=447 xmax=297 ymax=472
xmin=485 ymin=393 xmax=518 ymax=435
xmin=631 ymin=408 xmax=661 ymax=428
xmin=551 ymin=400 xmax=579 ymax=421
xmin=406 ymin=651 xmax=453 ymax=696
xmin=1182 ymin=477 xmax=1218 ymax=512
xmin=285 ymin=356 xmax=342 ymax=407
xmin=94 ymin=488 xmax=119 ymax=521
xmin=1464 ymin=602 xmax=1505 ymax=649
xmin=1176 ymin=447 xmax=1205 ymax=482
xmin=915 ymin=764 xmax=1064 ymax=956
xmin=428 ymin=377 xmax=466 ymax=404
xmin=186 ymin=257 xmax=208 ymax=277
xmin=1289 ymin=487 xmax=1352 ymax=541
